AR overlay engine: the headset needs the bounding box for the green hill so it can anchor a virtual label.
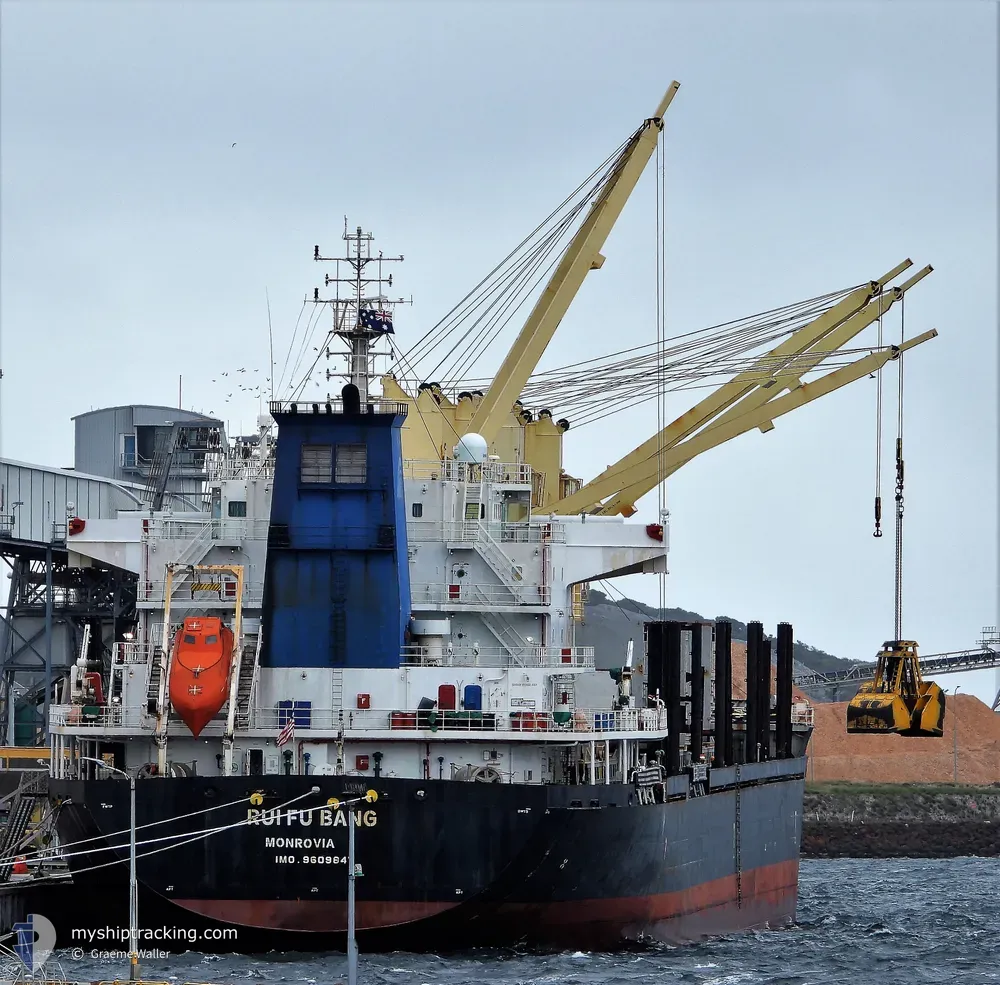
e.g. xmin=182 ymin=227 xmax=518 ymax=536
xmin=577 ymin=588 xmax=856 ymax=686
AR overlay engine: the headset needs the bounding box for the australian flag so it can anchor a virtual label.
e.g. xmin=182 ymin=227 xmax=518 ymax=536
xmin=359 ymin=308 xmax=394 ymax=335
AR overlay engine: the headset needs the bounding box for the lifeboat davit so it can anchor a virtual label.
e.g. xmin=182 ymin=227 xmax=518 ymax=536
xmin=169 ymin=617 xmax=235 ymax=736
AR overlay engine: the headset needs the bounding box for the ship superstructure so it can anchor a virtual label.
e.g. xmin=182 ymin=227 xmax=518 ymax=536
xmin=47 ymin=220 xmax=680 ymax=790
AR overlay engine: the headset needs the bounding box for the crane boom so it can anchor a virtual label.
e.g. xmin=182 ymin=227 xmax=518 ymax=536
xmin=467 ymin=83 xmax=681 ymax=445
xmin=540 ymin=260 xmax=916 ymax=516
xmin=543 ymin=329 xmax=938 ymax=515
xmin=598 ymin=264 xmax=932 ymax=515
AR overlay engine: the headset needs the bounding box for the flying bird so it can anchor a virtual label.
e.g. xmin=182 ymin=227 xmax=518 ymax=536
xmin=232 ymin=142 xmax=237 ymax=148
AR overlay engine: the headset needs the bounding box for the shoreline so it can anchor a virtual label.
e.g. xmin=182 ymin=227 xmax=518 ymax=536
xmin=801 ymin=782 xmax=1000 ymax=858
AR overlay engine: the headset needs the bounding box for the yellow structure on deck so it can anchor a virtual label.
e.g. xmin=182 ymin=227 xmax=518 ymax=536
xmin=846 ymin=640 xmax=946 ymax=737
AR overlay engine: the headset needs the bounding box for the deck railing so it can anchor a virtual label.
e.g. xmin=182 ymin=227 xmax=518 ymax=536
xmin=400 ymin=644 xmax=594 ymax=668
xmin=411 ymin=583 xmax=551 ymax=608
xmin=113 ymin=642 xmax=158 ymax=665
xmin=137 ymin=581 xmax=264 ymax=605
xmin=250 ymin=706 xmax=668 ymax=735
xmin=407 ymin=520 xmax=565 ymax=544
xmin=48 ymin=704 xmax=668 ymax=736
xmin=402 ymin=460 xmax=532 ymax=485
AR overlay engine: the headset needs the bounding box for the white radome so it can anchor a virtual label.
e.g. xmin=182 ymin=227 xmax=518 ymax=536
xmin=454 ymin=433 xmax=488 ymax=463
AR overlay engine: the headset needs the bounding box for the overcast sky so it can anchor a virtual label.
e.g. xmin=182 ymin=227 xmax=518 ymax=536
xmin=1 ymin=1 xmax=997 ymax=701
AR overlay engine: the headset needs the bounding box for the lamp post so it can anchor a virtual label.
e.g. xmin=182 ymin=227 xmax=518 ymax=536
xmin=952 ymin=686 xmax=961 ymax=784
xmin=348 ymin=804 xmax=357 ymax=985
xmin=346 ymin=788 xmax=374 ymax=985
xmin=80 ymin=756 xmax=138 ymax=982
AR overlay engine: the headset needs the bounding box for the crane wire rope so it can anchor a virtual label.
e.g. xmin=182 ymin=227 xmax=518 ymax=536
xmin=280 ymin=300 xmax=325 ymax=397
xmin=436 ymin=205 xmax=588 ymax=385
xmin=431 ymin=284 xmax=855 ymax=394
xmin=403 ymin=132 xmax=636 ymax=375
xmin=894 ymin=293 xmax=905 ymax=641
xmin=873 ymin=292 xmax=884 ymax=538
xmin=655 ymin=122 xmax=667 ymax=617
xmin=429 ymin=152 xmax=629 ymax=385
xmin=2 ymin=789 xmax=262 ymax=867
xmin=434 ymin=285 xmax=864 ymax=428
xmin=276 ymin=300 xmax=309 ymax=393
xmin=403 ymin=131 xmax=632 ymax=364
xmin=24 ymin=791 xmax=373 ymax=882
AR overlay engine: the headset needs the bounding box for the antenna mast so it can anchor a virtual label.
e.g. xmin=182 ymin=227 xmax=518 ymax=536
xmin=309 ymin=220 xmax=408 ymax=403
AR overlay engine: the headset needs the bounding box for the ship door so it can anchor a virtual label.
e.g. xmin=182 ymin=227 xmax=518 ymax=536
xmin=449 ymin=562 xmax=468 ymax=601
xmin=247 ymin=749 xmax=263 ymax=776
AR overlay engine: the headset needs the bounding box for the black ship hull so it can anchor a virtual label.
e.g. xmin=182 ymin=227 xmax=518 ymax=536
xmin=49 ymin=758 xmax=805 ymax=951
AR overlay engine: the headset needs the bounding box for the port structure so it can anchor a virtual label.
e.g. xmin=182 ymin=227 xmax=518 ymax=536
xmin=0 ymin=512 xmax=136 ymax=746
xmin=794 ymin=628 xmax=1000 ymax=706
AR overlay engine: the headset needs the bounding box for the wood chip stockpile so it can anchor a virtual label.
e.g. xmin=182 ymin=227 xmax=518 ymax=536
xmin=729 ymin=642 xmax=1000 ymax=785
xmin=807 ymin=694 xmax=1000 ymax=785
xmin=729 ymin=641 xmax=811 ymax=702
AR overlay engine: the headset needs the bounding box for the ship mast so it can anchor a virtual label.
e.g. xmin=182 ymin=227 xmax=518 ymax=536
xmin=310 ymin=220 xmax=407 ymax=403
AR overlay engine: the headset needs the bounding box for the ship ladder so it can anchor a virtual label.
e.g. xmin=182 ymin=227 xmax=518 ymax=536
xmin=145 ymin=654 xmax=164 ymax=715
xmin=0 ymin=794 xmax=37 ymax=881
xmin=235 ymin=631 xmax=262 ymax=728
xmin=330 ymin=667 xmax=344 ymax=711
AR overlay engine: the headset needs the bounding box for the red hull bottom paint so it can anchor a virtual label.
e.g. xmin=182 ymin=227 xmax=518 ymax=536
xmin=172 ymin=898 xmax=460 ymax=932
xmin=172 ymin=859 xmax=799 ymax=944
xmin=502 ymin=858 xmax=800 ymax=946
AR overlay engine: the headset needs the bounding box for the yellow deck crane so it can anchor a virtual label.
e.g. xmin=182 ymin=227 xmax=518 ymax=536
xmin=385 ymin=86 xmax=943 ymax=655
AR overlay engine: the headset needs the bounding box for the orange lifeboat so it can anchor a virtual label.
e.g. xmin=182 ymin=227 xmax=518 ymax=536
xmin=169 ymin=617 xmax=234 ymax=736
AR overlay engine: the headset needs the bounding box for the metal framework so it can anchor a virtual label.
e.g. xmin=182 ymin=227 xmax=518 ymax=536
xmin=0 ymin=546 xmax=135 ymax=745
xmin=794 ymin=633 xmax=1000 ymax=692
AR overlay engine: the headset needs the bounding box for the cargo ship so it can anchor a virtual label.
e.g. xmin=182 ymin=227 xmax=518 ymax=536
xmin=31 ymin=82 xmax=938 ymax=950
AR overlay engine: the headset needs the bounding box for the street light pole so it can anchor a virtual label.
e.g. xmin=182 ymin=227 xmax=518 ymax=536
xmin=348 ymin=804 xmax=357 ymax=985
xmin=80 ymin=756 xmax=138 ymax=982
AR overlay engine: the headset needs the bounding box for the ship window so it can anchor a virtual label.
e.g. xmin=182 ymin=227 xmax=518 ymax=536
xmin=183 ymin=634 xmax=196 ymax=644
xmin=121 ymin=433 xmax=136 ymax=468
xmin=411 ymin=503 xmax=423 ymax=518
xmin=335 ymin=443 xmax=367 ymax=483
xmin=300 ymin=444 xmax=333 ymax=483
xmin=227 ymin=500 xmax=247 ymax=518
xmin=205 ymin=634 xmax=218 ymax=644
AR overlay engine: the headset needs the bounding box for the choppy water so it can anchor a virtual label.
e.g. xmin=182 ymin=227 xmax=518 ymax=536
xmin=21 ymin=858 xmax=1000 ymax=984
